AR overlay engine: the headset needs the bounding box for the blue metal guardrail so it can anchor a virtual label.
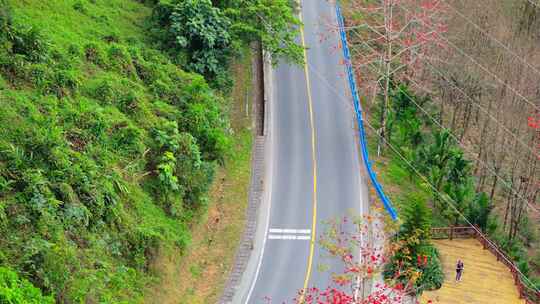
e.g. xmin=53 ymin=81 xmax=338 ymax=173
xmin=335 ymin=3 xmax=398 ymax=220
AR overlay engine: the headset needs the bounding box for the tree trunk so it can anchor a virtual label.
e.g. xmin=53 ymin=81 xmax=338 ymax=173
xmin=378 ymin=94 xmax=387 ymax=156
xmin=439 ymin=94 xmax=445 ymax=125
xmin=474 ymin=96 xmax=493 ymax=176
xmin=508 ymin=171 xmax=525 ymax=240
xmin=489 ymin=171 xmax=498 ymax=201
xmin=451 ymin=98 xmax=460 ymax=130
xmin=513 ymin=182 xmax=524 ymax=240
xmin=503 ymin=189 xmax=511 ymax=232
xmin=488 ymin=117 xmax=506 ymax=200
xmin=378 ymin=2 xmax=394 ymax=156
xmin=460 ymin=100 xmax=473 ymax=141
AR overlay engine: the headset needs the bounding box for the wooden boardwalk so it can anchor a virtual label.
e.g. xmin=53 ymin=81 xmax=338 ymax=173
xmin=422 ymin=238 xmax=525 ymax=304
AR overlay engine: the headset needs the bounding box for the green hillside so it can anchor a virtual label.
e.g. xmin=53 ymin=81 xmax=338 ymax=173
xmin=0 ymin=0 xmax=300 ymax=302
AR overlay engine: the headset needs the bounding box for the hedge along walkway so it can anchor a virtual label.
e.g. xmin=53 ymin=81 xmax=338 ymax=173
xmin=422 ymin=239 xmax=525 ymax=304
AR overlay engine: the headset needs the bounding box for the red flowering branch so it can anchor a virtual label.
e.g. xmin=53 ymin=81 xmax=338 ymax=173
xmin=283 ymin=214 xmax=431 ymax=304
xmin=333 ymin=0 xmax=449 ymax=155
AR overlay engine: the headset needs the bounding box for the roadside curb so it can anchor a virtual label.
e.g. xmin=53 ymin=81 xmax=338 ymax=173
xmin=218 ymin=44 xmax=272 ymax=304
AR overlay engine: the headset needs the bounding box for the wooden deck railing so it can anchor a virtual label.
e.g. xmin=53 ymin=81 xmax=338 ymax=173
xmin=431 ymin=226 xmax=476 ymax=240
xmin=431 ymin=226 xmax=540 ymax=304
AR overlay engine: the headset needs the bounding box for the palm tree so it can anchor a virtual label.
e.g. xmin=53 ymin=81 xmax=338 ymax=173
xmin=416 ymin=130 xmax=457 ymax=208
xmin=443 ymin=180 xmax=473 ymax=240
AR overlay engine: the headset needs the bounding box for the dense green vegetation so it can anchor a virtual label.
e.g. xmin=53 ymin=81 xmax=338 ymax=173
xmin=383 ymin=194 xmax=445 ymax=294
xmin=0 ymin=267 xmax=54 ymax=304
xmin=150 ymin=0 xmax=302 ymax=88
xmin=0 ymin=0 xmax=300 ymax=302
xmin=372 ymin=81 xmax=540 ymax=292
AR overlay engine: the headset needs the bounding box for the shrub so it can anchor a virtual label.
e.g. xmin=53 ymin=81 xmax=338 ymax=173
xmin=85 ymin=74 xmax=132 ymax=105
xmin=46 ymin=69 xmax=80 ymax=98
xmin=531 ymin=250 xmax=540 ymax=272
xmin=118 ymin=89 xmax=143 ymax=114
xmin=0 ymin=54 xmax=29 ymax=83
xmin=0 ymin=266 xmax=54 ymax=304
xmin=415 ymin=244 xmax=444 ymax=291
xmin=131 ymin=55 xmax=160 ymax=84
xmin=0 ymin=175 xmax=14 ymax=195
xmin=401 ymin=197 xmax=431 ymax=236
xmin=152 ymin=123 xmax=215 ymax=211
xmin=156 ymin=151 xmax=182 ymax=213
xmin=530 ymin=277 xmax=540 ymax=291
xmin=175 ymin=132 xmax=214 ymax=209
xmin=149 ymin=79 xmax=178 ymax=104
xmin=166 ymin=0 xmax=232 ymax=84
xmin=107 ymin=44 xmax=136 ymax=77
xmin=109 ymin=123 xmax=145 ymax=156
xmin=11 ymin=27 xmax=49 ymax=63
xmin=67 ymin=44 xmax=82 ymax=58
xmin=56 ymin=183 xmax=90 ymax=229
xmin=84 ymin=43 xmax=107 ymax=67
xmin=27 ymin=63 xmax=50 ymax=87
xmin=102 ymin=33 xmax=120 ymax=44
xmin=467 ymin=192 xmax=492 ymax=232
xmin=153 ymin=120 xmax=182 ymax=152
xmin=124 ymin=227 xmax=162 ymax=270
xmin=180 ymin=102 xmax=230 ymax=162
xmin=384 ymin=187 xmax=444 ymax=294
xmin=384 ymin=240 xmax=444 ymax=294
xmin=73 ymin=1 xmax=87 ymax=14
xmin=0 ymin=0 xmax=14 ymax=46
xmin=90 ymin=77 xmax=116 ymax=103
xmin=518 ymin=215 xmax=537 ymax=247
xmin=67 ymin=99 xmax=109 ymax=141
xmin=0 ymin=74 xmax=6 ymax=90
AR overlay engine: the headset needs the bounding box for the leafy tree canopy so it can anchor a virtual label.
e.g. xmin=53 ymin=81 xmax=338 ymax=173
xmin=170 ymin=0 xmax=232 ymax=81
xmin=151 ymin=0 xmax=303 ymax=88
xmin=219 ymin=0 xmax=304 ymax=64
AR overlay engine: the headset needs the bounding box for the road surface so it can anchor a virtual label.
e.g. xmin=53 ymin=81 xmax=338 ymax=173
xmin=243 ymin=1 xmax=370 ymax=303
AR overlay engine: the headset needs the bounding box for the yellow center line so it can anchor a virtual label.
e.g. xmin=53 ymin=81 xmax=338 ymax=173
xmin=298 ymin=6 xmax=318 ymax=303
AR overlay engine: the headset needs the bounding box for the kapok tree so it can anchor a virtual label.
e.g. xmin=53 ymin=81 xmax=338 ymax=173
xmin=288 ymin=214 xmax=434 ymax=304
xmin=341 ymin=0 xmax=448 ymax=155
xmin=527 ymin=111 xmax=540 ymax=160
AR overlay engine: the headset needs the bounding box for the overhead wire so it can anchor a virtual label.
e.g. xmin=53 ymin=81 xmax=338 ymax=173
xmin=257 ymin=1 xmax=540 ymax=293
xmin=442 ymin=0 xmax=540 ymax=78
xmin=328 ymin=0 xmax=540 ymax=293
xmin=421 ymin=58 xmax=538 ymax=158
xmin=395 ymin=3 xmax=540 ymax=112
xmin=304 ymin=58 xmax=540 ymax=294
xmin=400 ymin=74 xmax=540 ymax=215
xmin=346 ymin=33 xmax=540 ymax=215
xmin=337 ymin=2 xmax=540 ymax=214
xmin=346 ymin=25 xmax=539 ymax=160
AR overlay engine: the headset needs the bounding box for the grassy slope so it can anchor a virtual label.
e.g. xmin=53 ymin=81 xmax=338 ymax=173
xmin=0 ymin=0 xmax=240 ymax=302
xmin=144 ymin=54 xmax=253 ymax=303
xmin=10 ymin=0 xmax=148 ymax=48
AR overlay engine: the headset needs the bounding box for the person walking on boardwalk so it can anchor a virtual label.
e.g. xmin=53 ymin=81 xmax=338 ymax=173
xmin=456 ymin=259 xmax=464 ymax=281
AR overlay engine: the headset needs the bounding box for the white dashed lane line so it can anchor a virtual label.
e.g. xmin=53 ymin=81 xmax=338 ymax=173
xmin=268 ymin=235 xmax=311 ymax=240
xmin=268 ymin=228 xmax=311 ymax=234
xmin=267 ymin=228 xmax=312 ymax=240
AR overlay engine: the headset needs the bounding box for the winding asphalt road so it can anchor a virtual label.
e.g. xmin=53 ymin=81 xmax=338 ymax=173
xmin=242 ymin=1 xmax=370 ymax=303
